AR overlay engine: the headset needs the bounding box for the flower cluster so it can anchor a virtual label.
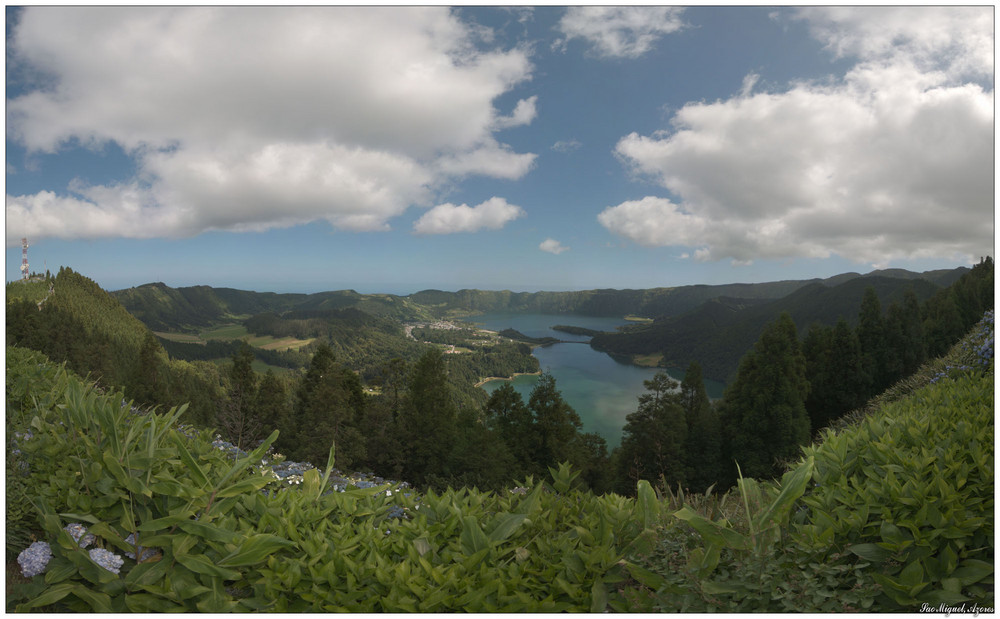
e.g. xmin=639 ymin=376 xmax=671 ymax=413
xmin=124 ymin=532 xmax=159 ymax=562
xmin=89 ymin=548 xmax=124 ymax=574
xmin=64 ymin=523 xmax=96 ymax=548
xmin=17 ymin=541 xmax=52 ymax=578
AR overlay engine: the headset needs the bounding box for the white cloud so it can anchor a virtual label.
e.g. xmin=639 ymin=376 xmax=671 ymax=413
xmin=413 ymin=197 xmax=524 ymax=234
xmin=551 ymin=139 xmax=582 ymax=153
xmin=5 ymin=7 xmax=537 ymax=243
xmin=495 ymin=96 xmax=538 ymax=129
xmin=539 ymin=238 xmax=569 ymax=255
xmin=554 ymin=6 xmax=685 ymax=59
xmin=603 ymin=6 xmax=993 ymax=267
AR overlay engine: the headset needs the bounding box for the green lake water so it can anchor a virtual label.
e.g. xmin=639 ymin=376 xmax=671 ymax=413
xmin=469 ymin=313 xmax=725 ymax=448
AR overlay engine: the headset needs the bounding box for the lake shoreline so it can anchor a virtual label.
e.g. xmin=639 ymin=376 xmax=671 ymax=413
xmin=475 ymin=370 xmax=543 ymax=388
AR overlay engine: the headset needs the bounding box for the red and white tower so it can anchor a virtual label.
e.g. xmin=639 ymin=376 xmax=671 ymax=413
xmin=21 ymin=237 xmax=29 ymax=280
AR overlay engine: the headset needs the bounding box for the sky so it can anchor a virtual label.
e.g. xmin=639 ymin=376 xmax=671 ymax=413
xmin=5 ymin=5 xmax=995 ymax=295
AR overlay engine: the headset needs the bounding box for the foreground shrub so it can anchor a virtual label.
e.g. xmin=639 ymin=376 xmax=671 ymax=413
xmin=5 ymin=346 xmax=659 ymax=612
xmin=637 ymin=314 xmax=994 ymax=612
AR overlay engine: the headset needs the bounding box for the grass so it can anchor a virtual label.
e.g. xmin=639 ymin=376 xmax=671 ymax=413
xmin=624 ymin=315 xmax=654 ymax=323
xmin=632 ymin=353 xmax=663 ymax=367
xmin=154 ymin=324 xmax=312 ymax=352
xmin=153 ymin=331 xmax=205 ymax=344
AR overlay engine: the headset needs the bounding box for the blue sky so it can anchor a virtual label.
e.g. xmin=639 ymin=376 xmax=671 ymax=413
xmin=6 ymin=6 xmax=994 ymax=294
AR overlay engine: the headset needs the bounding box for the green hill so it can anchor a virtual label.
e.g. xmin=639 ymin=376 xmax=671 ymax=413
xmin=592 ymin=274 xmax=947 ymax=382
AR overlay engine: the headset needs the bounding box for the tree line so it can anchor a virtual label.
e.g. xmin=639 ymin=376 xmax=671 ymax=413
xmin=614 ymin=257 xmax=993 ymax=494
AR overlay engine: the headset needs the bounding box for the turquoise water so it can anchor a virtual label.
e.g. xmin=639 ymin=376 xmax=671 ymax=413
xmin=469 ymin=313 xmax=724 ymax=448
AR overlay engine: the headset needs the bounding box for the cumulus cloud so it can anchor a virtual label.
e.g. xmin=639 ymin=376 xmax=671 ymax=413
xmin=413 ymin=197 xmax=524 ymax=234
xmin=5 ymin=6 xmax=537 ymax=244
xmin=539 ymin=238 xmax=569 ymax=255
xmin=551 ymin=139 xmax=582 ymax=153
xmin=602 ymin=6 xmax=993 ymax=266
xmin=554 ymin=6 xmax=686 ymax=58
xmin=495 ymin=96 xmax=538 ymax=129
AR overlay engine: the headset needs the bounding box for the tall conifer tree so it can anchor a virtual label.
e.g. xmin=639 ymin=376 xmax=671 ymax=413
xmin=723 ymin=312 xmax=810 ymax=480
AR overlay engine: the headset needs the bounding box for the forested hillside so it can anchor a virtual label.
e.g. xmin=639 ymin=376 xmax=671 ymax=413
xmin=592 ymin=264 xmax=984 ymax=382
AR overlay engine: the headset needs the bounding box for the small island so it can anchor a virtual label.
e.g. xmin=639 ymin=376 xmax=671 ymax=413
xmin=551 ymin=324 xmax=606 ymax=337
xmin=498 ymin=328 xmax=562 ymax=346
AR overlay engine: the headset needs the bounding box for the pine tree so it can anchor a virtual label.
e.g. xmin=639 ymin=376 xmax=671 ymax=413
xmin=292 ymin=344 xmax=367 ymax=468
xmin=399 ymin=349 xmax=457 ymax=484
xmin=857 ymin=287 xmax=888 ymax=397
xmin=255 ymin=370 xmax=290 ymax=441
xmin=217 ymin=342 xmax=261 ymax=451
xmin=483 ymin=382 xmax=537 ymax=477
xmin=527 ymin=372 xmax=583 ymax=471
xmin=723 ymin=312 xmax=811 ymax=480
xmin=680 ymin=362 xmax=723 ymax=493
xmin=617 ymin=371 xmax=687 ymax=493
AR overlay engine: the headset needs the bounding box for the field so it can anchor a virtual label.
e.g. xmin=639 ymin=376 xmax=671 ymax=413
xmin=631 ymin=353 xmax=663 ymax=367
xmin=155 ymin=323 xmax=313 ymax=352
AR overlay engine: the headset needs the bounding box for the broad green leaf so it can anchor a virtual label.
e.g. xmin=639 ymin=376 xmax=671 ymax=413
xmin=849 ymin=543 xmax=892 ymax=563
xmin=177 ymin=519 xmax=240 ymax=544
xmin=171 ymin=431 xmax=210 ymax=490
xmin=635 ymin=479 xmax=660 ymax=530
xmin=67 ymin=583 xmax=112 ymax=612
xmin=590 ymin=580 xmax=608 ymax=613
xmin=624 ymin=561 xmax=666 ymax=590
xmin=176 ymin=554 xmax=242 ymax=580
xmin=218 ymin=534 xmax=294 ymax=567
xmin=488 ymin=513 xmax=527 ymax=544
xmin=460 ymin=515 xmax=490 ymax=555
xmin=413 ymin=537 xmax=432 ymax=557
xmin=919 ymin=589 xmax=971 ymax=605
xmin=674 ymin=505 xmax=749 ymax=550
xmin=951 ymin=559 xmax=994 ymax=586
xmin=701 ymin=579 xmax=745 ymax=595
xmin=16 ymin=582 xmax=75 ymax=610
xmin=755 ymin=455 xmax=813 ymax=528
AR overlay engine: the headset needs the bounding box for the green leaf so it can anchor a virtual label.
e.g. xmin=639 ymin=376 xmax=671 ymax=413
xmin=196 ymin=576 xmax=237 ymax=613
xmin=66 ymin=583 xmax=112 ymax=612
xmin=624 ymin=561 xmax=666 ymax=590
xmin=460 ymin=516 xmax=490 ymax=555
xmin=754 ymin=455 xmax=813 ymax=529
xmin=701 ymin=579 xmax=744 ymax=595
xmin=849 ymin=543 xmax=892 ymax=563
xmin=218 ymin=534 xmax=294 ymax=567
xmin=171 ymin=430 xmax=210 ymax=490
xmin=899 ymin=560 xmax=924 ymax=588
xmin=673 ymin=505 xmax=749 ymax=550
xmin=177 ymin=519 xmax=240 ymax=544
xmin=635 ymin=479 xmax=660 ymax=530
xmin=919 ymin=589 xmax=971 ymax=605
xmin=16 ymin=582 xmax=75 ymax=610
xmin=413 ymin=537 xmax=432 ymax=557
xmin=951 ymin=559 xmax=993 ymax=586
xmin=176 ymin=554 xmax=242 ymax=580
xmin=488 ymin=513 xmax=527 ymax=544
xmin=590 ymin=579 xmax=608 ymax=613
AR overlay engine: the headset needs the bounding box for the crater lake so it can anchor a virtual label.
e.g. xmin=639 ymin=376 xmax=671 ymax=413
xmin=469 ymin=313 xmax=725 ymax=447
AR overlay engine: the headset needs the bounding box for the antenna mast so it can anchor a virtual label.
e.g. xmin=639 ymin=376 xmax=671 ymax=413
xmin=21 ymin=237 xmax=29 ymax=281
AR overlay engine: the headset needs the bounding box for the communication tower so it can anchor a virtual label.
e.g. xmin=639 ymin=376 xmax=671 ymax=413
xmin=21 ymin=237 xmax=29 ymax=280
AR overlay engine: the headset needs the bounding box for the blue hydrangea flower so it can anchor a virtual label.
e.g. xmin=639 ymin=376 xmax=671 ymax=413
xmin=123 ymin=533 xmax=158 ymax=562
xmin=64 ymin=523 xmax=96 ymax=548
xmin=89 ymin=548 xmax=124 ymax=574
xmin=18 ymin=541 xmax=52 ymax=578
